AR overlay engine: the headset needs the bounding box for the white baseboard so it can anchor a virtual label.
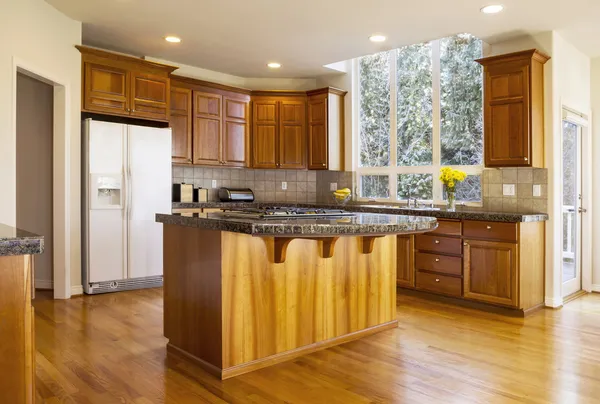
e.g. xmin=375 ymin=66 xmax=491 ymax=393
xmin=71 ymin=285 xmax=84 ymax=296
xmin=545 ymin=296 xmax=564 ymax=308
xmin=35 ymin=279 xmax=53 ymax=290
xmin=591 ymin=284 xmax=600 ymax=293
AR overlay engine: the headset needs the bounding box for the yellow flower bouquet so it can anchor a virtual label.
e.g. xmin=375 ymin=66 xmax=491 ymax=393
xmin=439 ymin=167 xmax=467 ymax=211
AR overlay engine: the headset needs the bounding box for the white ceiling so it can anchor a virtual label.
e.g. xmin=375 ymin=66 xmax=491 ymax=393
xmin=46 ymin=0 xmax=600 ymax=78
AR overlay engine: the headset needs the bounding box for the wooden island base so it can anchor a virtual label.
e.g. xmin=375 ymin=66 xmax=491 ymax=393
xmin=163 ymin=225 xmax=398 ymax=379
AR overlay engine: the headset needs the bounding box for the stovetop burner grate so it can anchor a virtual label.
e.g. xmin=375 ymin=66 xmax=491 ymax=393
xmin=219 ymin=207 xmax=356 ymax=219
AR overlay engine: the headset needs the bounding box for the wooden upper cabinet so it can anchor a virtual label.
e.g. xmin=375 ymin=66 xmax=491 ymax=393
xmin=476 ymin=49 xmax=549 ymax=168
xmin=83 ymin=62 xmax=129 ymax=115
xmin=77 ymin=45 xmax=178 ymax=122
xmin=252 ymin=99 xmax=278 ymax=168
xmin=307 ymin=88 xmax=346 ymax=170
xmin=130 ymin=72 xmax=170 ymax=121
xmin=170 ymin=86 xmax=192 ymax=164
xmin=279 ymin=100 xmax=306 ymax=169
xmin=222 ymin=97 xmax=249 ymax=167
xmin=463 ymin=239 xmax=518 ymax=308
xmin=193 ymin=91 xmax=222 ymax=166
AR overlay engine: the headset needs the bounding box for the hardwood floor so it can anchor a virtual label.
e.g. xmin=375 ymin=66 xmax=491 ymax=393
xmin=33 ymin=289 xmax=600 ymax=403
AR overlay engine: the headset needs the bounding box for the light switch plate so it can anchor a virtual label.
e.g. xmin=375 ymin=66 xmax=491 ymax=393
xmin=211 ymin=180 xmax=217 ymax=188
xmin=533 ymin=184 xmax=541 ymax=197
xmin=330 ymin=182 xmax=338 ymax=191
xmin=503 ymin=184 xmax=515 ymax=196
xmin=282 ymin=181 xmax=287 ymax=190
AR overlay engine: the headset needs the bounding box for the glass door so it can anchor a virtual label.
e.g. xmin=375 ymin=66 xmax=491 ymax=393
xmin=562 ymin=120 xmax=583 ymax=297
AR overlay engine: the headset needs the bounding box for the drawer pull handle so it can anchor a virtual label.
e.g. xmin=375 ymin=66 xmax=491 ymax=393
xmin=486 ymin=225 xmax=492 ymax=230
xmin=435 ymin=278 xmax=440 ymax=282
xmin=435 ymin=258 xmax=440 ymax=262
xmin=435 ymin=240 xmax=440 ymax=244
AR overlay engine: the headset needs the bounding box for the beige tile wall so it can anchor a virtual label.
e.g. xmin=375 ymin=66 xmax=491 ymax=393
xmin=173 ymin=165 xmax=317 ymax=202
xmin=482 ymin=167 xmax=548 ymax=213
xmin=316 ymin=170 xmax=354 ymax=203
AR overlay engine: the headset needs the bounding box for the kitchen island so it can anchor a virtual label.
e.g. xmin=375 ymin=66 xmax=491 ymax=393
xmin=156 ymin=211 xmax=437 ymax=379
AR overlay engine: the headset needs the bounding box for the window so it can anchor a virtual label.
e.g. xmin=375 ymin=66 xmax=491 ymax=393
xmin=357 ymin=34 xmax=483 ymax=204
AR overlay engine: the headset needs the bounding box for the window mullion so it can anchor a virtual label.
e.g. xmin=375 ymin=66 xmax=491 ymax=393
xmin=431 ymin=40 xmax=442 ymax=204
xmin=389 ymin=50 xmax=398 ymax=201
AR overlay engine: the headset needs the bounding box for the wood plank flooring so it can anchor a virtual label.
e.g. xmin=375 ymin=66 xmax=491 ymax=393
xmin=33 ymin=289 xmax=600 ymax=403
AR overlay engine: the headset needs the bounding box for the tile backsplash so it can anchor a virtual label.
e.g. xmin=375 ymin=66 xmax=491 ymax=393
xmin=482 ymin=167 xmax=548 ymax=213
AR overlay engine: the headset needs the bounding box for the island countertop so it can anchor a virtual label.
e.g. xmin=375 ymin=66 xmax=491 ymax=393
xmin=156 ymin=212 xmax=438 ymax=236
xmin=0 ymin=223 xmax=44 ymax=256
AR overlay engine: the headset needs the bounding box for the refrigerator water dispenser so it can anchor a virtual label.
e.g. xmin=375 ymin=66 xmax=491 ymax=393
xmin=91 ymin=174 xmax=123 ymax=209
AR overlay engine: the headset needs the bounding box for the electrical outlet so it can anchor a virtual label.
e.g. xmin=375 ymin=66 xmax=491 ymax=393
xmin=330 ymin=182 xmax=338 ymax=191
xmin=211 ymin=180 xmax=217 ymax=188
xmin=503 ymin=184 xmax=515 ymax=196
xmin=533 ymin=184 xmax=541 ymax=197
xmin=282 ymin=181 xmax=287 ymax=190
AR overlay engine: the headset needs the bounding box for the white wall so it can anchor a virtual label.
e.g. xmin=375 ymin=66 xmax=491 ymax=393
xmin=0 ymin=0 xmax=82 ymax=291
xmin=147 ymin=57 xmax=318 ymax=90
xmin=591 ymin=58 xmax=600 ymax=291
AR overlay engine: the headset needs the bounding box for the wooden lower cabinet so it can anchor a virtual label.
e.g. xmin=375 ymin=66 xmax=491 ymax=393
xmin=396 ymin=235 xmax=414 ymax=288
xmin=463 ymin=239 xmax=518 ymax=307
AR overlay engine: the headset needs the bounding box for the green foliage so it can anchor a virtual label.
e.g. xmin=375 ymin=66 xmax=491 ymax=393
xmin=361 ymin=175 xmax=389 ymax=198
xmin=397 ymin=174 xmax=433 ymax=200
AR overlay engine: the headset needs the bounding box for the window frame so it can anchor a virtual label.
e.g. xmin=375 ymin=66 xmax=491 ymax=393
xmin=354 ymin=38 xmax=484 ymax=206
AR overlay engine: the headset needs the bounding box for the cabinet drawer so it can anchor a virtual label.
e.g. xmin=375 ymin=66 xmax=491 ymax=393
xmin=416 ymin=272 xmax=462 ymax=297
xmin=415 ymin=235 xmax=462 ymax=255
xmin=427 ymin=220 xmax=462 ymax=236
xmin=415 ymin=252 xmax=462 ymax=276
xmin=463 ymin=220 xmax=517 ymax=242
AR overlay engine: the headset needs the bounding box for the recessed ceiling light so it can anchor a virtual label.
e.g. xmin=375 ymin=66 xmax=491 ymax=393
xmin=165 ymin=36 xmax=181 ymax=43
xmin=481 ymin=4 xmax=504 ymax=14
xmin=267 ymin=62 xmax=281 ymax=69
xmin=369 ymin=34 xmax=387 ymax=43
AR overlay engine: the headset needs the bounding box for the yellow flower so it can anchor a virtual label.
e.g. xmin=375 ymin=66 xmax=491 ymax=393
xmin=439 ymin=167 xmax=466 ymax=188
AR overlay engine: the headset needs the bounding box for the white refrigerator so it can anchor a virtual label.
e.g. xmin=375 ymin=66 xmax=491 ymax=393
xmin=82 ymin=119 xmax=172 ymax=294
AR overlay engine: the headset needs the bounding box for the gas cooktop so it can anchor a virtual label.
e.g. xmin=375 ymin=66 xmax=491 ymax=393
xmin=220 ymin=207 xmax=356 ymax=220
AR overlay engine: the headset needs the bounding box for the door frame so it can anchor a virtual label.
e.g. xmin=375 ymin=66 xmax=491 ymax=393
xmin=12 ymin=57 xmax=74 ymax=299
xmin=561 ymin=106 xmax=592 ymax=296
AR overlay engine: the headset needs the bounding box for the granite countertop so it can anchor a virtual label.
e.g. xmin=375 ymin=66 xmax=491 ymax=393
xmin=156 ymin=212 xmax=438 ymax=236
xmin=172 ymin=202 xmax=549 ymax=223
xmin=0 ymin=223 xmax=44 ymax=257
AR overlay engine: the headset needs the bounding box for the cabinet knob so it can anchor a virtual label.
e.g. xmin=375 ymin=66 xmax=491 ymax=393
xmin=126 ymin=108 xmax=130 ymax=112
xmin=434 ymin=240 xmax=440 ymax=244
xmin=132 ymin=109 xmax=135 ymax=112
xmin=486 ymin=225 xmax=492 ymax=230
xmin=464 ymin=242 xmax=468 ymax=246
xmin=322 ymin=163 xmax=326 ymax=167
xmin=435 ymin=258 xmax=440 ymax=262
xmin=435 ymin=279 xmax=440 ymax=282
xmin=524 ymin=157 xmax=528 ymax=161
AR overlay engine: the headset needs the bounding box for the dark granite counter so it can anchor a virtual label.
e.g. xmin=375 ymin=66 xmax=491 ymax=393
xmin=156 ymin=212 xmax=437 ymax=236
xmin=172 ymin=202 xmax=548 ymax=223
xmin=0 ymin=223 xmax=44 ymax=256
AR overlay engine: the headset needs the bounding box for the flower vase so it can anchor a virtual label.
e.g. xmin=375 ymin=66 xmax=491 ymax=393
xmin=447 ymin=191 xmax=456 ymax=212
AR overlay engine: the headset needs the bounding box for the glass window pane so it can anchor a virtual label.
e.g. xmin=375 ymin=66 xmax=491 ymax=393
xmin=360 ymin=175 xmax=389 ymax=198
xmin=396 ymin=43 xmax=433 ymax=166
xmin=440 ymin=34 xmax=483 ymax=166
xmin=397 ymin=174 xmax=433 ymax=200
xmin=562 ymin=121 xmax=578 ymax=206
xmin=359 ymin=52 xmax=391 ymax=167
xmin=443 ymin=174 xmax=482 ymax=202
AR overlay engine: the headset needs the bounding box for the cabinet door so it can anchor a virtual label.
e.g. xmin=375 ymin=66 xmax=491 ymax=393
xmin=308 ymin=96 xmax=328 ymax=169
xmin=252 ymin=100 xmax=278 ymax=168
xmin=193 ymin=91 xmax=222 ymax=166
xmin=222 ymin=97 xmax=249 ymax=167
xmin=130 ymin=72 xmax=170 ymax=121
xmin=484 ymin=62 xmax=530 ymax=167
xmin=83 ymin=62 xmax=129 ymax=116
xmin=397 ymin=235 xmax=415 ymax=288
xmin=170 ymin=87 xmax=192 ymax=164
xmin=463 ymin=239 xmax=518 ymax=307
xmin=279 ymin=100 xmax=306 ymax=169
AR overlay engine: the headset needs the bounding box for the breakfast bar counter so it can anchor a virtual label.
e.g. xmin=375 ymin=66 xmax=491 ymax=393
xmin=156 ymin=211 xmax=436 ymax=379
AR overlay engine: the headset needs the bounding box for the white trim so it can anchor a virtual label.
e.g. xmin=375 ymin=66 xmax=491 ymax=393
xmin=12 ymin=56 xmax=72 ymax=300
xmin=545 ymin=296 xmax=563 ymax=308
xmin=71 ymin=285 xmax=84 ymax=296
xmin=591 ymin=285 xmax=600 ymax=293
xmin=35 ymin=279 xmax=54 ymax=290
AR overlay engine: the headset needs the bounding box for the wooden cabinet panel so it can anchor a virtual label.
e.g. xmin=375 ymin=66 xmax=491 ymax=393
xmin=84 ymin=63 xmax=129 ymax=115
xmin=255 ymin=102 xmax=277 ymax=123
xmin=463 ymin=221 xmax=517 ymax=242
xmin=253 ymin=125 xmax=277 ymax=168
xmin=223 ymin=121 xmax=247 ymax=166
xmin=426 ymin=220 xmax=462 ymax=236
xmin=225 ymin=99 xmax=248 ymax=120
xmin=397 ymin=235 xmax=415 ymax=288
xmin=416 ymin=272 xmax=462 ymax=297
xmin=170 ymin=86 xmax=192 ymax=164
xmin=308 ymin=97 xmax=328 ymax=169
xmin=279 ymin=101 xmax=306 ymax=169
xmin=464 ymin=239 xmax=518 ymax=307
xmin=415 ymin=235 xmax=462 ymax=256
xmin=193 ymin=92 xmax=222 ymax=166
xmin=415 ymin=253 xmax=462 ymax=276
xmin=130 ymin=72 xmax=170 ymax=121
